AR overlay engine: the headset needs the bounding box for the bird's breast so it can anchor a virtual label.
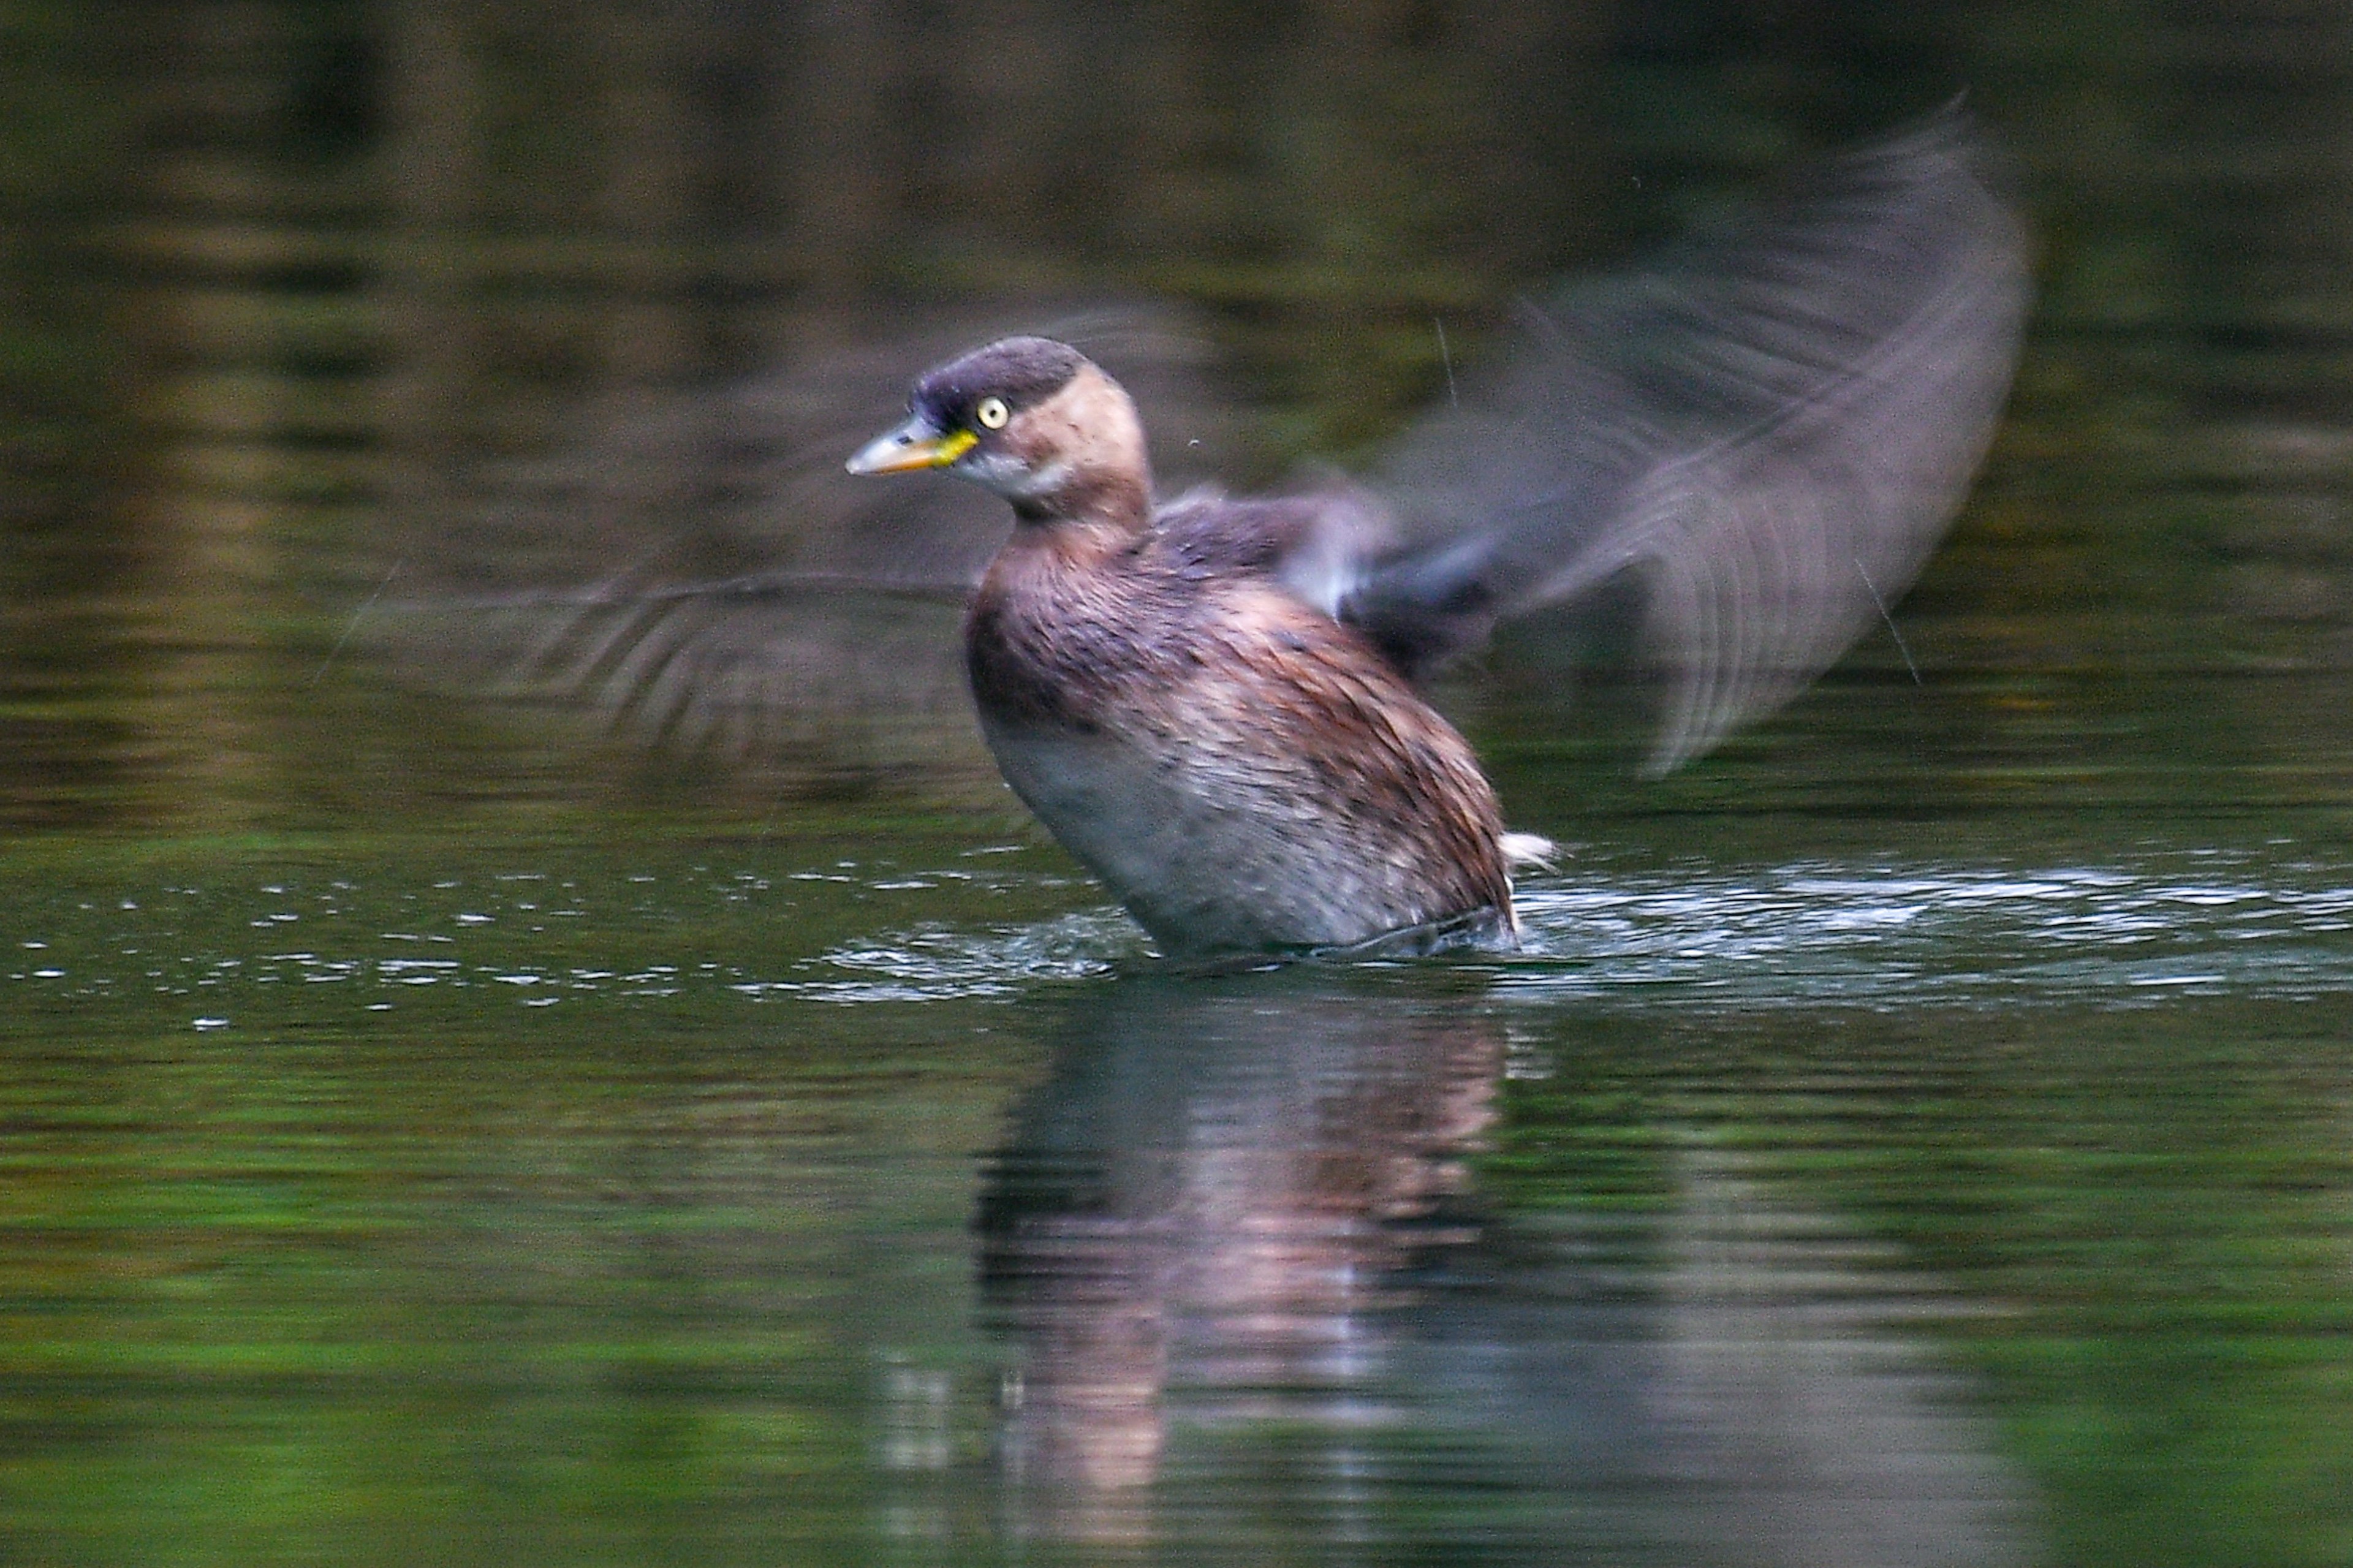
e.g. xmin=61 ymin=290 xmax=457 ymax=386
xmin=960 ymin=561 xmax=1514 ymax=953
xmin=963 ymin=585 xmax=1111 ymax=733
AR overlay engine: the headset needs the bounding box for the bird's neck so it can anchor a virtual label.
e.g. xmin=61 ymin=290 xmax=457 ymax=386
xmin=1005 ymin=512 xmax=1148 ymax=580
xmin=983 ymin=487 xmax=1154 ymax=608
xmin=1009 ymin=469 xmax=1153 ymax=543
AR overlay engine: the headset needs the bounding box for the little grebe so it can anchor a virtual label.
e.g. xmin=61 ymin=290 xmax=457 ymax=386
xmin=849 ymin=335 xmax=1521 ymax=953
xmin=843 ymin=109 xmax=2027 ymax=956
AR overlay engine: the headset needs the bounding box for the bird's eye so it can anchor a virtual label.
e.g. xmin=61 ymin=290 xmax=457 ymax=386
xmin=974 ymin=396 xmax=1010 ymax=430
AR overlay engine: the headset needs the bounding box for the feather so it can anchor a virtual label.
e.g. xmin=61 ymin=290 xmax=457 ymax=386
xmin=1347 ymin=103 xmax=2029 ymax=771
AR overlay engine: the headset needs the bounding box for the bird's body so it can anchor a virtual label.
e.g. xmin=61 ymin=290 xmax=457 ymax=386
xmin=852 ymin=342 xmax=1517 ymax=953
xmin=964 ymin=490 xmax=1515 ymax=953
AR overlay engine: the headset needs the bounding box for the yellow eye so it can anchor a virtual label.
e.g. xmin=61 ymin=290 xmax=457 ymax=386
xmin=974 ymin=396 xmax=1010 ymax=430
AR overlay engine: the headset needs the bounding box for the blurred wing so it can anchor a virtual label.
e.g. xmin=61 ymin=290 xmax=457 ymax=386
xmin=388 ymin=573 xmax=979 ymax=776
xmin=1350 ymin=105 xmax=2031 ymax=773
xmin=366 ymin=304 xmax=1237 ymax=786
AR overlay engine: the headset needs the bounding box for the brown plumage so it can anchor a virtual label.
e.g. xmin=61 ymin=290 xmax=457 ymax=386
xmin=852 ymin=344 xmax=1517 ymax=955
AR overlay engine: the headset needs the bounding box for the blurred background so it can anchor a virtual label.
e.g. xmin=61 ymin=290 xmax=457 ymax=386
xmin=9 ymin=6 xmax=2353 ymax=1567
xmin=8 ymin=0 xmax=2353 ymax=831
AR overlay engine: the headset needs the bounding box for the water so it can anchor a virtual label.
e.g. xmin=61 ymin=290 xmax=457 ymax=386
xmin=11 ymin=4 xmax=2353 ymax=1562
xmin=4 ymin=801 xmax=2351 ymax=1565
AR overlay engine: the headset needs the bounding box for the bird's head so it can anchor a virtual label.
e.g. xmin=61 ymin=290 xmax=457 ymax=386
xmin=847 ymin=336 xmax=1151 ymax=528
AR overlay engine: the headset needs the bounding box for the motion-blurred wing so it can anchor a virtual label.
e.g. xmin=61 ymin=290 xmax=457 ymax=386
xmin=1349 ymin=106 xmax=2031 ymax=773
xmin=390 ymin=572 xmax=980 ymax=779
xmin=367 ymin=305 xmax=1235 ymax=786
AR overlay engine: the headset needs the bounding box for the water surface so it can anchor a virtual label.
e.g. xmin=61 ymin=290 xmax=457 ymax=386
xmin=6 ymin=802 xmax=2351 ymax=1565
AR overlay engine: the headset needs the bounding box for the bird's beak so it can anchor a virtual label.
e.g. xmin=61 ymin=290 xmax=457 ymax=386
xmin=845 ymin=412 xmax=978 ymax=475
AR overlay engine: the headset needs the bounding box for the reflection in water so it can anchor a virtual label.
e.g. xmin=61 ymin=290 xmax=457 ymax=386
xmin=1649 ymin=1151 xmax=2026 ymax=1568
xmin=5 ymin=836 xmax=2349 ymax=1561
xmin=977 ymin=973 xmax=1499 ymax=1545
xmin=976 ymin=972 xmax=2029 ymax=1562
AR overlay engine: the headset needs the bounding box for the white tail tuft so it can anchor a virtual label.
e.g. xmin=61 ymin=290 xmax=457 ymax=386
xmin=1500 ymin=831 xmax=1560 ymax=873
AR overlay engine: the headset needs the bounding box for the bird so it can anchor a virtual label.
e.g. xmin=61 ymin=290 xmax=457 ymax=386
xmin=382 ymin=107 xmax=2027 ymax=959
xmin=838 ymin=108 xmax=2029 ymax=958
xmin=846 ymin=334 xmax=1527 ymax=954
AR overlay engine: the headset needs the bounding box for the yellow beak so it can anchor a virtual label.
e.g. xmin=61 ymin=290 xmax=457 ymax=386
xmin=845 ymin=414 xmax=978 ymax=475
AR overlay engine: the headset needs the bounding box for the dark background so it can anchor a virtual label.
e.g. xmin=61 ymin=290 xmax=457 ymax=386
xmin=6 ymin=0 xmax=2353 ymax=828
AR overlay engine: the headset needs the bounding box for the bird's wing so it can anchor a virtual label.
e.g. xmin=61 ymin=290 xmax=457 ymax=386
xmin=363 ymin=306 xmax=1234 ymax=786
xmin=384 ymin=571 xmax=985 ymax=784
xmin=1347 ymin=104 xmax=2031 ymax=773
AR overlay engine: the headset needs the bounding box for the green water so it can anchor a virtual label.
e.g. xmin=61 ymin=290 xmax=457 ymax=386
xmin=6 ymin=710 xmax=2352 ymax=1564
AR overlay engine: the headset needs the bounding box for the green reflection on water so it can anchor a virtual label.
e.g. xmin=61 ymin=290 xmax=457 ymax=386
xmin=1493 ymin=997 xmax=2353 ymax=1568
xmin=0 ymin=809 xmax=2347 ymax=1564
xmin=0 ymin=826 xmax=1059 ymax=1564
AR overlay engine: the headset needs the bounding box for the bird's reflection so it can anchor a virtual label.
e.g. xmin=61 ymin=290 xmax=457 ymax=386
xmin=975 ymin=971 xmax=2029 ymax=1564
xmin=977 ymin=969 xmax=1498 ymax=1542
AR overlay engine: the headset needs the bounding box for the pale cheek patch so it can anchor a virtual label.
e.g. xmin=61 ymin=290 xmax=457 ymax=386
xmin=961 ymin=450 xmax=1039 ymax=498
xmin=960 ymin=446 xmax=1073 ymax=501
xmin=1007 ymin=458 xmax=1074 ymax=499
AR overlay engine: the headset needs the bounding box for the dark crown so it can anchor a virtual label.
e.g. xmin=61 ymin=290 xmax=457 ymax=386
xmin=912 ymin=336 xmax=1088 ymax=422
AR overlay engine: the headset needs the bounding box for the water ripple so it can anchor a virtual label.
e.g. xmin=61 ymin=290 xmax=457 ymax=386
xmin=8 ymin=850 xmax=2349 ymax=1016
xmin=1501 ymin=855 xmax=2353 ymax=1010
xmin=794 ymin=911 xmax=1139 ymax=1001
